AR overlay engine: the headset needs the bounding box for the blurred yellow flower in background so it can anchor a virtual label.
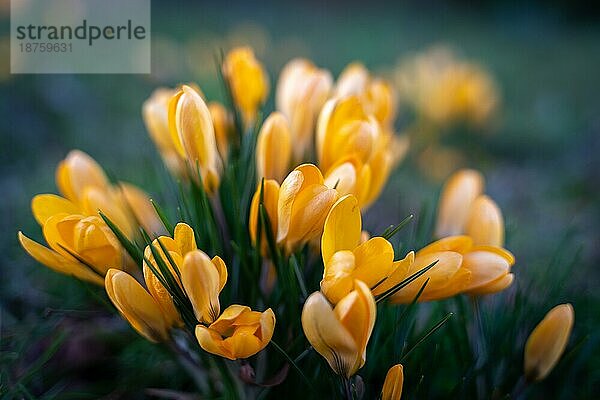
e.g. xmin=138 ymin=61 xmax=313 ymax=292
xmin=276 ymin=58 xmax=332 ymax=162
xmin=223 ymin=46 xmax=270 ymax=129
xmin=208 ymin=101 xmax=234 ymax=163
xmin=395 ymin=46 xmax=499 ymax=127
xmin=524 ymin=304 xmax=574 ymax=382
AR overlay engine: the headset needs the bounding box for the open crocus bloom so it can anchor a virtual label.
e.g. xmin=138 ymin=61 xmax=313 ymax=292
xmin=19 ymin=203 xmax=124 ymax=285
xmin=302 ymin=280 xmax=376 ymax=378
xmin=105 ymin=269 xmax=171 ymax=343
xmin=390 ymin=235 xmax=515 ymax=303
xmin=320 ymin=195 xmax=395 ymax=303
xmin=195 ymin=305 xmax=275 ymax=360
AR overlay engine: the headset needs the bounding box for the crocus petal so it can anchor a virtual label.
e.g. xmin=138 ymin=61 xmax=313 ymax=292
xmin=435 ymin=169 xmax=484 ymax=238
xmin=461 ymin=250 xmax=510 ymax=292
xmin=31 ymin=194 xmax=79 ymax=226
xmin=321 ymin=195 xmax=361 ymax=264
xmin=105 ymin=269 xmax=169 ymax=342
xmin=18 ymin=231 xmax=103 ymax=285
xmin=352 ymin=237 xmax=395 ymax=289
xmin=465 ymin=195 xmax=504 ymax=247
xmin=417 ymin=235 xmax=473 ymax=256
xmin=181 ymin=250 xmax=222 ymax=324
xmin=174 ymin=222 xmax=197 ymax=255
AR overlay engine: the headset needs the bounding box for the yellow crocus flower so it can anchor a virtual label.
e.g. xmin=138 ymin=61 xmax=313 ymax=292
xmin=142 ymin=87 xmax=187 ymax=177
xmin=382 ymin=364 xmax=404 ymax=400
xmin=105 ymin=268 xmax=170 ymax=343
xmin=389 ymin=236 xmax=514 ymax=303
xmin=435 ymin=169 xmax=485 ymax=238
xmin=256 ymin=112 xmax=292 ymax=183
xmin=276 ymin=58 xmax=332 ymax=162
xmin=195 ymin=305 xmax=275 ymax=360
xmin=168 ymin=85 xmax=222 ymax=194
xmin=19 ymin=210 xmax=123 ymax=285
xmin=143 ymin=223 xmax=227 ymax=326
xmin=320 ymin=195 xmax=395 ymax=303
xmin=334 ymin=62 xmax=398 ymax=128
xmin=395 ymin=46 xmax=498 ymax=127
xmin=55 ymin=149 xmax=162 ymax=237
xmin=524 ymin=304 xmax=574 ymax=382
xmin=301 ymin=280 xmax=376 ymax=378
xmin=277 ymin=164 xmax=338 ymax=254
xmin=316 ymin=96 xmax=380 ymax=173
xmin=208 ymin=101 xmax=233 ymax=163
xmin=317 ymin=96 xmax=407 ymax=208
xmin=222 ymin=46 xmax=269 ymax=129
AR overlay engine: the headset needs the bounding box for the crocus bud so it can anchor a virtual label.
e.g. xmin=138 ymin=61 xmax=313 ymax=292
xmin=276 ymin=58 xmax=332 ymax=162
xmin=181 ymin=250 xmax=228 ymax=324
xmin=56 ymin=150 xmax=110 ymax=204
xmin=301 ymin=280 xmax=376 ymax=378
xmin=435 ymin=169 xmax=484 ymax=238
xmin=465 ymin=194 xmax=504 ymax=247
xmin=524 ymin=304 xmax=574 ymax=382
xmin=222 ymin=47 xmax=269 ymax=129
xmin=168 ymin=85 xmax=222 ymax=194
xmin=208 ymin=101 xmax=234 ymax=163
xmin=256 ymin=112 xmax=292 ymax=183
xmin=249 ymin=179 xmax=280 ymax=254
xmin=143 ymin=88 xmax=186 ymax=177
xmin=277 ymin=164 xmax=338 ymax=253
xmin=382 ymin=364 xmax=404 ymax=400
xmin=105 ymin=269 xmax=170 ymax=342
xmin=195 ymin=305 xmax=275 ymax=360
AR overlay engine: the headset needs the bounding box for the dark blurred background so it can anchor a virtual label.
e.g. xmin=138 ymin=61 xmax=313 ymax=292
xmin=1 ymin=0 xmax=599 ymax=398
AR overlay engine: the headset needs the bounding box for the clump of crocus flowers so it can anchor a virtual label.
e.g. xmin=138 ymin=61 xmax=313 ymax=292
xmin=18 ymin=46 xmax=575 ymax=399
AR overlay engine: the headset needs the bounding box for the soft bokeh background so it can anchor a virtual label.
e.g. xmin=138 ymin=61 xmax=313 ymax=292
xmin=1 ymin=0 xmax=599 ymax=398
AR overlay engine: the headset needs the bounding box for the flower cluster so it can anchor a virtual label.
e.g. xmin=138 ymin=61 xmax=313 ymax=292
xmin=19 ymin=46 xmax=575 ymax=398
